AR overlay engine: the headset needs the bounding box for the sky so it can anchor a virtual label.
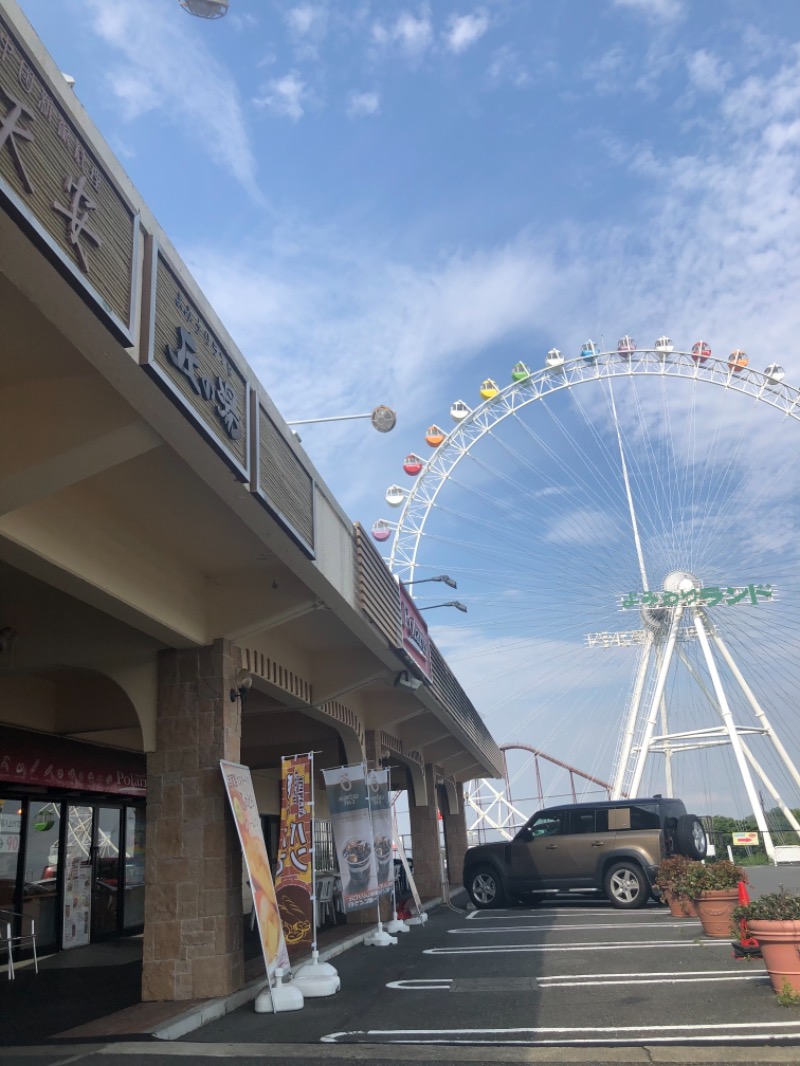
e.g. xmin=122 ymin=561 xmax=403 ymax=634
xmin=14 ymin=0 xmax=800 ymax=823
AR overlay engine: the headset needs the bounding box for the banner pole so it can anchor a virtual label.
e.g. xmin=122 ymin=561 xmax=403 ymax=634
xmin=292 ymin=751 xmax=341 ymax=996
xmin=385 ymin=787 xmax=410 ymax=934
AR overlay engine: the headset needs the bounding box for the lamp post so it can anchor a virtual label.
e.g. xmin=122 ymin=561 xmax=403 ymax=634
xmin=418 ymin=601 xmax=468 ymax=613
xmin=286 ymin=405 xmax=396 ymax=433
xmin=401 ymin=575 xmax=457 ymax=589
xmin=179 ymin=0 xmax=229 ymax=17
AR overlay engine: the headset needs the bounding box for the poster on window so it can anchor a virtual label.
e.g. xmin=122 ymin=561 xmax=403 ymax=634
xmin=274 ymin=754 xmax=313 ymax=951
xmin=62 ymin=855 xmax=92 ymax=949
xmin=366 ymin=767 xmax=394 ymax=897
xmin=220 ymin=760 xmax=290 ymax=977
xmin=322 ymin=763 xmax=378 ymax=911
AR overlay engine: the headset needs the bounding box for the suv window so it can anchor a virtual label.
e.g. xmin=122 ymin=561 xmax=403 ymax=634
xmin=609 ymin=804 xmax=661 ymax=832
xmin=567 ymin=809 xmax=602 ymax=834
xmin=529 ymin=813 xmax=564 ymax=837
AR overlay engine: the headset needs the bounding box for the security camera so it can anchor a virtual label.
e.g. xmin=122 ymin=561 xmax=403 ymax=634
xmin=394 ymin=670 xmax=422 ymax=691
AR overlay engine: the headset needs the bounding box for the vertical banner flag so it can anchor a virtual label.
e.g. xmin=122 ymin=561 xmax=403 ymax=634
xmin=322 ymin=763 xmax=378 ymax=911
xmin=274 ymin=755 xmax=313 ymax=952
xmin=367 ymin=767 xmax=394 ymax=897
xmin=220 ymin=760 xmax=290 ymax=977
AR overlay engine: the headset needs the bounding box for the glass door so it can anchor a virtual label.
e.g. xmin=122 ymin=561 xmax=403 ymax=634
xmin=63 ymin=805 xmax=93 ymax=948
xmin=92 ymin=806 xmax=122 ymax=938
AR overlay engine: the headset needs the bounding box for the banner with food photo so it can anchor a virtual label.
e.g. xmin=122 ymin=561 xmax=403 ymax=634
xmin=366 ymin=767 xmax=394 ymax=897
xmin=274 ymin=754 xmax=313 ymax=952
xmin=220 ymin=760 xmax=290 ymax=977
xmin=322 ymin=763 xmax=378 ymax=911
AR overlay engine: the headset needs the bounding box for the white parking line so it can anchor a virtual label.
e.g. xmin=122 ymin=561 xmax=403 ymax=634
xmin=450 ymin=921 xmax=695 ymax=934
xmin=425 ymin=939 xmax=730 ymax=954
xmin=321 ymin=1019 xmax=800 ymax=1045
xmin=466 ymin=908 xmax=624 ymax=919
xmin=386 ymin=970 xmax=765 ymax=991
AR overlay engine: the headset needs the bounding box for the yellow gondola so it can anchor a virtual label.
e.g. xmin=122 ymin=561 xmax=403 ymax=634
xmin=480 ymin=379 xmax=499 ymax=400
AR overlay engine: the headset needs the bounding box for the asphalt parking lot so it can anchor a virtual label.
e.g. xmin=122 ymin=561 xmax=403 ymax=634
xmin=181 ymin=895 xmax=800 ymax=1049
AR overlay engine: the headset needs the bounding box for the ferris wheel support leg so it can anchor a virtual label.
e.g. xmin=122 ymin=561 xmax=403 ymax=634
xmin=659 ymin=691 xmax=673 ymax=798
xmin=740 ymin=742 xmax=800 ymax=841
xmin=711 ymin=630 xmax=800 ymax=799
xmin=612 ymin=637 xmax=653 ymax=799
xmin=692 ymin=609 xmax=776 ymax=861
xmin=629 ymin=609 xmax=684 ymax=798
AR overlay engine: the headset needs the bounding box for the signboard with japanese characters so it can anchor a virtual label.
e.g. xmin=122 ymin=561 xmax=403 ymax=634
xmin=619 ymin=584 xmax=775 ymax=611
xmin=142 ymin=238 xmax=250 ymax=480
xmin=399 ymin=582 xmax=432 ymax=681
xmin=0 ymin=12 xmax=138 ymax=344
xmin=274 ymin=755 xmax=313 ymax=953
xmin=0 ymin=724 xmax=146 ymax=795
xmin=732 ymin=832 xmax=759 ymax=846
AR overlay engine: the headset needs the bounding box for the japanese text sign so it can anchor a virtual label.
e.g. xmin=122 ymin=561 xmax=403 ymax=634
xmin=274 ymin=755 xmax=313 ymax=951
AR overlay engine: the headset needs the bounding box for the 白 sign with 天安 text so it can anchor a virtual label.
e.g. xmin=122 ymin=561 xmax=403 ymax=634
xmin=0 ymin=11 xmax=138 ymax=343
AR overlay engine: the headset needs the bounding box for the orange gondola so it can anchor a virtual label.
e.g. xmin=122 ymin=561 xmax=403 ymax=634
xmin=425 ymin=424 xmax=446 ymax=447
xmin=728 ymin=349 xmax=748 ymax=372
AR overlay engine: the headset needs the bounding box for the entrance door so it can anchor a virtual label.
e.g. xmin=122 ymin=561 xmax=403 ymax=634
xmin=63 ymin=805 xmax=93 ymax=948
xmin=92 ymin=806 xmax=122 ymax=938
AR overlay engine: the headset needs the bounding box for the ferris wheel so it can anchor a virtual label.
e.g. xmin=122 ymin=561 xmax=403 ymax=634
xmin=372 ymin=337 xmax=800 ymax=856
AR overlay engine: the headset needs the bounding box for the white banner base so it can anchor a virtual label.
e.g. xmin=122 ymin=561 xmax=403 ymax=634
xmin=293 ymin=951 xmax=341 ymax=997
xmin=385 ymin=912 xmax=411 ymax=934
xmin=254 ymin=969 xmax=305 ymax=1013
xmin=406 ymin=911 xmax=428 ymax=926
xmin=364 ymin=924 xmax=398 ymax=947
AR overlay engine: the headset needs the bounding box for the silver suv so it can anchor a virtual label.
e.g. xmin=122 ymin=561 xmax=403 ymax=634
xmin=463 ymin=796 xmax=707 ymax=910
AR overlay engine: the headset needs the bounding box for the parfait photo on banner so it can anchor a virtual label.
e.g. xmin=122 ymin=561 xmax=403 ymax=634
xmin=322 ymin=763 xmax=379 ymax=911
xmin=367 ymin=767 xmax=394 ymax=897
xmin=274 ymin=754 xmax=313 ymax=952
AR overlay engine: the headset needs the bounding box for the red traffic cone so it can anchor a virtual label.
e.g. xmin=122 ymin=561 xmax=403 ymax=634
xmin=737 ymin=880 xmax=759 ymax=948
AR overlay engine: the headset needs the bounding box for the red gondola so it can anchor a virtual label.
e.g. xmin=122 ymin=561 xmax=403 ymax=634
xmin=691 ymin=340 xmax=711 ymax=364
xmin=403 ymin=453 xmax=424 ymax=476
xmin=371 ymin=520 xmax=392 ymax=542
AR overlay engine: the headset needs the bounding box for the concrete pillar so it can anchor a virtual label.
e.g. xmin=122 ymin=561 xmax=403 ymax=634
xmin=440 ymin=784 xmax=468 ymax=887
xmin=408 ymin=763 xmax=442 ymax=899
xmin=143 ymin=639 xmax=244 ymax=1001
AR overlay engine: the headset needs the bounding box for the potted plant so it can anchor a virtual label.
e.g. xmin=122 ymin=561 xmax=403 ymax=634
xmin=654 ymin=855 xmax=698 ymax=918
xmin=733 ymin=890 xmax=800 ymax=994
xmin=685 ymin=859 xmax=747 ymax=937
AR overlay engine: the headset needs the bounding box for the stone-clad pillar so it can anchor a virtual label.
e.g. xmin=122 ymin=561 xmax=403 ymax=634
xmin=408 ymin=763 xmax=442 ymax=898
xmin=143 ymin=639 xmax=244 ymax=1001
xmin=440 ymin=786 xmax=468 ymax=887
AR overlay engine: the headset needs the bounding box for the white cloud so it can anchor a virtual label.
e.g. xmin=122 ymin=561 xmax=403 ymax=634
xmin=346 ymin=90 xmax=380 ymax=117
xmin=253 ymin=71 xmax=308 ymax=121
xmin=486 ymin=45 xmax=531 ymax=88
xmin=612 ymin=0 xmax=684 ymax=20
xmin=372 ymin=9 xmax=434 ymax=59
xmin=286 ymin=4 xmax=320 ymax=36
xmin=686 ymin=49 xmax=732 ymax=93
xmin=443 ymin=11 xmax=490 ymax=55
xmin=83 ymin=0 xmax=259 ymax=198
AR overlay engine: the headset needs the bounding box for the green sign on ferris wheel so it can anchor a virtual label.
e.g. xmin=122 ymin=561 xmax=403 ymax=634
xmin=620 ymin=584 xmax=775 ymax=610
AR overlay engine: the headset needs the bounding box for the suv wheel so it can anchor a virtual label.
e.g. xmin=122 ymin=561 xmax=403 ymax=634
xmin=466 ymin=865 xmax=507 ymax=909
xmin=675 ymin=814 xmax=707 ymax=860
xmin=605 ymin=861 xmax=648 ymax=909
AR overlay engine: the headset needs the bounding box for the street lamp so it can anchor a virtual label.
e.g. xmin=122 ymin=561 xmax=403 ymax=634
xmin=179 ymin=0 xmax=229 ymax=18
xmin=418 ymin=601 xmax=468 ymax=613
xmin=286 ymin=405 xmax=396 ymax=432
xmin=402 ymin=575 xmax=457 ymax=589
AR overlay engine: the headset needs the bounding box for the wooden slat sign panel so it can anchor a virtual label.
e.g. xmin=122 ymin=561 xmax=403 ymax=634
xmin=252 ymin=398 xmax=314 ymax=556
xmin=142 ymin=239 xmax=250 ymax=480
xmin=0 ymin=13 xmax=138 ymax=344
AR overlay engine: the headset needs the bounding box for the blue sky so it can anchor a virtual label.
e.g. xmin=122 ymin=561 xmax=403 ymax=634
xmin=15 ymin=0 xmax=800 ymax=819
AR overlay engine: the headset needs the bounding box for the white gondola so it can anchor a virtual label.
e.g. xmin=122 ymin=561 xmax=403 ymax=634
xmin=655 ymin=335 xmax=674 ymax=355
xmin=385 ymin=485 xmax=407 ymax=507
xmin=764 ymin=364 xmax=785 ymax=385
xmin=546 ymin=348 xmax=565 ymax=368
xmin=450 ymin=400 xmax=471 ymax=422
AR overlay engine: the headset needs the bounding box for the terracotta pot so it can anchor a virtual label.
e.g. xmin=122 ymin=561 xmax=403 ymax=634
xmin=747 ymin=920 xmax=800 ymax=994
xmin=663 ymin=891 xmax=698 ymax=918
xmin=694 ymin=889 xmax=738 ymax=937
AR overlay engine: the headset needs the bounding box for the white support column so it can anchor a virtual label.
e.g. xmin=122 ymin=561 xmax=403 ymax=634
xmin=612 ymin=636 xmax=653 ymax=799
xmin=693 ymin=608 xmax=776 ymax=861
xmin=741 ymin=742 xmax=800 ymax=840
xmin=712 ymin=630 xmax=800 ymax=797
xmin=629 ymin=607 xmax=684 ymax=797
xmin=659 ymin=686 xmax=673 ymax=798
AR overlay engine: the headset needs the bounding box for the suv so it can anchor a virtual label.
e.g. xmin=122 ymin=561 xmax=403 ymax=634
xmin=463 ymin=796 xmax=707 ymax=910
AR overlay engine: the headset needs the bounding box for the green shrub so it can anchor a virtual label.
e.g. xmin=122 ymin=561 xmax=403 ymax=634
xmin=733 ymin=890 xmax=800 ymax=924
xmin=684 ymin=859 xmax=747 ymax=895
xmin=654 ymin=854 xmax=694 ymax=897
